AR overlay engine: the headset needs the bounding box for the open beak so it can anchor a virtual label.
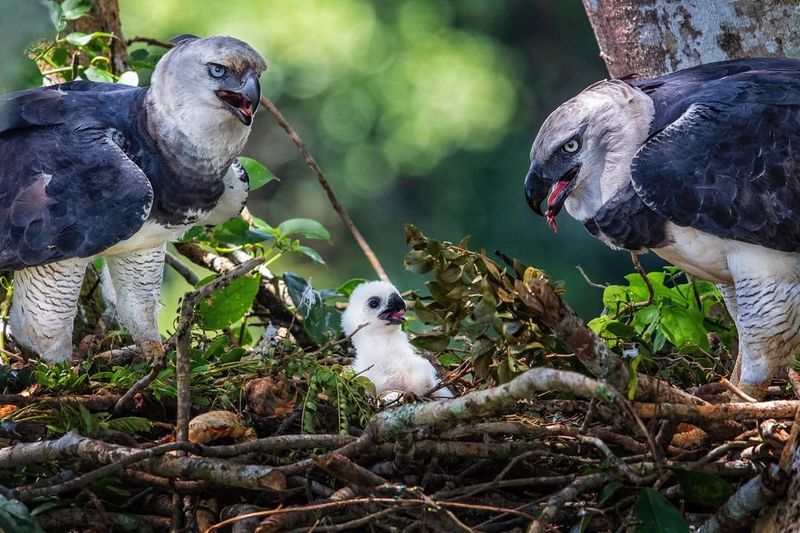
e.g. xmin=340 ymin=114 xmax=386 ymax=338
xmin=524 ymin=160 xmax=580 ymax=233
xmin=378 ymin=293 xmax=407 ymax=325
xmin=216 ymin=71 xmax=261 ymax=126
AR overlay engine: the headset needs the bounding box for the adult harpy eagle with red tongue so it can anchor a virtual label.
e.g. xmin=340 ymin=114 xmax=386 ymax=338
xmin=524 ymin=57 xmax=800 ymax=399
xmin=0 ymin=35 xmax=265 ymax=363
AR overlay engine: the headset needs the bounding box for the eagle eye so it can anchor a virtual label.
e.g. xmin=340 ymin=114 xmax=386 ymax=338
xmin=207 ymin=63 xmax=228 ymax=79
xmin=561 ymin=137 xmax=581 ymax=154
xmin=367 ymin=297 xmax=381 ymax=309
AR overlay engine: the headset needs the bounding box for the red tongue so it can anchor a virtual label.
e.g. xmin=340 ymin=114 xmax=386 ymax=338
xmin=547 ymin=180 xmax=569 ymax=206
xmin=544 ymin=180 xmax=570 ymax=234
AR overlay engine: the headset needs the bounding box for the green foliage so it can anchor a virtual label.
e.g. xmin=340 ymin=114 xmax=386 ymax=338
xmin=196 ymin=272 xmax=262 ymax=330
xmin=670 ymin=468 xmax=734 ymax=508
xmin=404 ymin=225 xmax=558 ymax=384
xmin=238 ymin=157 xmax=279 ymax=191
xmin=279 ymin=354 xmax=374 ymax=435
xmin=634 ymin=488 xmax=690 ymax=533
xmin=0 ymin=496 xmax=44 ymax=533
xmin=283 ymin=272 xmax=344 ymax=345
xmin=588 ymin=267 xmax=735 ymax=389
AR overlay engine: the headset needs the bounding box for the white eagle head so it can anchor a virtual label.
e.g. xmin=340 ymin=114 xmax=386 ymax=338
xmin=341 ymin=281 xmax=407 ymax=337
xmin=146 ymin=35 xmax=267 ymax=166
xmin=524 ymin=79 xmax=654 ymax=229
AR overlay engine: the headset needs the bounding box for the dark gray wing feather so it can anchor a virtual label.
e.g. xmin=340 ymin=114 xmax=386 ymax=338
xmin=0 ymin=86 xmax=152 ymax=269
xmin=632 ymin=69 xmax=800 ymax=252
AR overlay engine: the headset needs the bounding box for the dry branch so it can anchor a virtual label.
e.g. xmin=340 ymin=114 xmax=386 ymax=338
xmin=633 ymin=400 xmax=799 ymax=423
xmin=0 ymin=431 xmax=286 ymax=497
xmin=698 ymin=464 xmax=789 ymax=533
xmin=174 ymin=257 xmax=264 ymax=443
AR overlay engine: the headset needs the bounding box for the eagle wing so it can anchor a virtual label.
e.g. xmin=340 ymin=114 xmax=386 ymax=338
xmin=631 ymin=69 xmax=800 ymax=252
xmin=0 ymin=87 xmax=153 ymax=270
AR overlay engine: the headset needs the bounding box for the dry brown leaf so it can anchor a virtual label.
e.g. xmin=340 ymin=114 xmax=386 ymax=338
xmin=188 ymin=410 xmax=253 ymax=444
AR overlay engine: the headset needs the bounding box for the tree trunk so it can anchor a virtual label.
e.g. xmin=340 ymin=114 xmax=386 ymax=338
xmin=582 ymin=0 xmax=800 ymax=78
xmin=581 ymin=0 xmax=800 ymax=529
xmin=67 ymin=0 xmax=126 ymax=74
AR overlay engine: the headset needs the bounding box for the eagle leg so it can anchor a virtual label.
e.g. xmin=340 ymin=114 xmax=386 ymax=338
xmin=730 ymin=276 xmax=800 ymax=400
xmin=9 ymin=258 xmax=90 ymax=364
xmin=105 ymin=245 xmax=165 ymax=351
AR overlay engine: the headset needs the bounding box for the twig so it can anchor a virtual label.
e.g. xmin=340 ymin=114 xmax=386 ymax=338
xmin=166 ymin=252 xmax=200 ymax=286
xmin=719 ymin=376 xmax=759 ymax=403
xmin=113 ymin=345 xmax=166 ymax=413
xmin=259 ymin=95 xmax=388 ymax=282
xmin=697 ymin=464 xmax=789 ymax=533
xmin=575 ymin=265 xmax=608 ymax=289
xmin=205 ymin=497 xmax=536 ymax=532
xmin=125 ymin=36 xmax=174 ymax=48
xmin=0 ymin=431 xmax=286 ymax=495
xmin=527 ymin=472 xmax=612 ymax=533
xmin=632 ymin=400 xmax=799 ymax=423
xmin=629 ymin=252 xmax=654 ymax=306
xmin=174 ymin=258 xmax=264 ymax=443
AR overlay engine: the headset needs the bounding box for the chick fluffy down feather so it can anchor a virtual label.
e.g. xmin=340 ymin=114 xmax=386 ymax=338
xmin=342 ymin=281 xmax=453 ymax=399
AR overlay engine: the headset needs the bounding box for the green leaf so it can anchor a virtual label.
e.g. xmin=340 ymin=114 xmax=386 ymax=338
xmin=213 ymin=217 xmax=273 ymax=245
xmin=602 ymin=285 xmax=629 ymax=311
xmin=296 ymin=245 xmax=325 ymax=264
xmin=659 ymin=304 xmax=709 ymax=350
xmin=598 ymin=481 xmax=623 ymax=506
xmin=0 ymin=496 xmax=44 ymax=533
xmin=83 ymin=66 xmax=115 ymax=83
xmin=196 ymin=273 xmax=261 ymax=330
xmin=107 ymin=417 xmax=152 ymax=434
xmin=336 ymin=279 xmax=367 ymax=297
xmin=670 ymin=468 xmax=734 ymax=507
xmin=238 ymin=156 xmax=278 ymax=190
xmin=410 ymin=332 xmax=450 ymax=352
xmin=65 ymin=32 xmax=93 ymax=46
xmin=634 ymin=488 xmax=689 ymax=533
xmin=61 ymin=0 xmax=92 ymax=20
xmin=304 ymin=303 xmax=343 ymax=345
xmin=283 ymin=272 xmax=313 ymax=309
xmin=278 ymin=218 xmax=330 ymax=241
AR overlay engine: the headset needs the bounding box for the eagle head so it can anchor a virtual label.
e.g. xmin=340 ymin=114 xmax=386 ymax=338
xmin=151 ymin=35 xmax=267 ymax=127
xmin=341 ymin=281 xmax=407 ymax=337
xmin=524 ymin=79 xmax=653 ymax=231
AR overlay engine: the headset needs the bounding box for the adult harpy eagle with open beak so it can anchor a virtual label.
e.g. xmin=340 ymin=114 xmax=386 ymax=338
xmin=524 ymin=57 xmax=800 ymax=399
xmin=0 ymin=35 xmax=266 ymax=363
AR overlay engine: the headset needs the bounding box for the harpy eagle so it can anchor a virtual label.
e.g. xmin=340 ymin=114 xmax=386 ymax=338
xmin=524 ymin=57 xmax=800 ymax=399
xmin=0 ymin=35 xmax=266 ymax=363
xmin=341 ymin=281 xmax=453 ymax=401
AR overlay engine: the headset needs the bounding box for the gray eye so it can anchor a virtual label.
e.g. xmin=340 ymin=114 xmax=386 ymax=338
xmin=208 ymin=64 xmax=227 ymax=78
xmin=562 ymin=138 xmax=580 ymax=154
xmin=367 ymin=297 xmax=381 ymax=309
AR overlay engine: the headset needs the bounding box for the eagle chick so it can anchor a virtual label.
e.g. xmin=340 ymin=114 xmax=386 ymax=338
xmin=341 ymin=281 xmax=453 ymax=401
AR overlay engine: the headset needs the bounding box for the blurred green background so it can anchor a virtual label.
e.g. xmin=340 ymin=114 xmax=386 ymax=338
xmin=3 ymin=0 xmax=670 ymax=328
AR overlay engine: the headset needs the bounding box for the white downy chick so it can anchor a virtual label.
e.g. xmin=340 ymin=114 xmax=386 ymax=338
xmin=341 ymin=281 xmax=453 ymax=401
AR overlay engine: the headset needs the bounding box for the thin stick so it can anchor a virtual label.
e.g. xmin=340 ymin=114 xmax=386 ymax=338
xmin=204 ymin=497 xmax=535 ymax=532
xmin=174 ymin=258 xmax=264 ymax=443
xmin=719 ymin=376 xmax=759 ymax=403
xmin=259 ymin=95 xmax=388 ymax=282
xmin=166 ymin=252 xmax=200 ymax=286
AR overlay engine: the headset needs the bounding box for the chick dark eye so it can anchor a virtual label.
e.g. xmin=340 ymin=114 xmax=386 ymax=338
xmin=367 ymin=297 xmax=381 ymax=309
xmin=207 ymin=63 xmax=227 ymax=78
xmin=561 ymin=138 xmax=581 ymax=154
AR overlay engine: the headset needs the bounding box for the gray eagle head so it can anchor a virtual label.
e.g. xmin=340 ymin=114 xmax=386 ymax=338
xmin=150 ymin=35 xmax=267 ymax=128
xmin=524 ymin=79 xmax=654 ymax=229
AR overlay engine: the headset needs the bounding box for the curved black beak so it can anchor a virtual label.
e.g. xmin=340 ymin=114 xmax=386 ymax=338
xmin=378 ymin=293 xmax=407 ymax=325
xmin=216 ymin=70 xmax=261 ymax=126
xmin=524 ymin=159 xmax=549 ymax=217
